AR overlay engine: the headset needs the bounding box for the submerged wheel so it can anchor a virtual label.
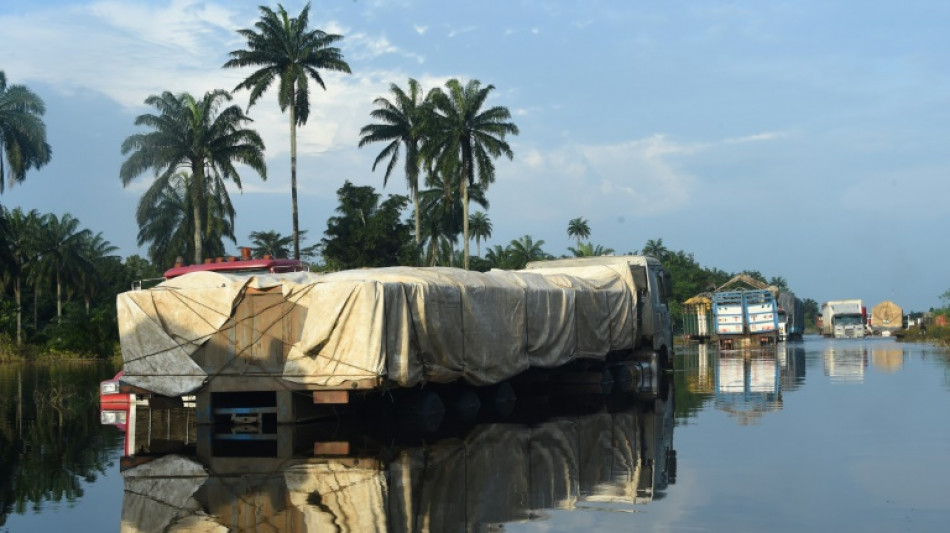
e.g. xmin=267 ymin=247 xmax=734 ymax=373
xmin=446 ymin=386 xmax=481 ymax=424
xmin=609 ymin=364 xmax=633 ymax=394
xmin=397 ymin=389 xmax=445 ymax=433
xmin=479 ymin=381 xmax=517 ymax=419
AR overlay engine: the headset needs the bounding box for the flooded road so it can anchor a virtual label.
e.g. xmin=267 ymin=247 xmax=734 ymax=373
xmin=2 ymin=336 xmax=949 ymax=531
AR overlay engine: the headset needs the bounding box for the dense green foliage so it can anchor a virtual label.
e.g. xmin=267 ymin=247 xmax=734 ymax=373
xmin=319 ymin=181 xmax=416 ymax=270
xmin=0 ymin=207 xmax=161 ymax=358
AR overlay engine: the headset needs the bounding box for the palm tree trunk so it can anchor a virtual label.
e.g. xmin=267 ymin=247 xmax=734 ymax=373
xmin=461 ymin=176 xmax=470 ymax=270
xmin=14 ymin=276 xmax=22 ymax=345
xmin=56 ymin=269 xmax=62 ymax=318
xmin=192 ymin=165 xmax=204 ymax=264
xmin=290 ymin=102 xmax=300 ymax=260
xmin=413 ymin=190 xmax=421 ymax=248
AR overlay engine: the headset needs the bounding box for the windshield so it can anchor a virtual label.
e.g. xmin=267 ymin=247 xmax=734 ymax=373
xmin=834 ymin=314 xmax=864 ymax=326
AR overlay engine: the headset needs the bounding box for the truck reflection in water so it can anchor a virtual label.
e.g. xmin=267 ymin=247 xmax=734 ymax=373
xmin=823 ymin=345 xmax=869 ymax=383
xmin=870 ymin=347 xmax=905 ymax=373
xmin=715 ymin=351 xmax=782 ymax=425
xmin=682 ymin=343 xmax=805 ymax=425
xmin=118 ymin=385 xmax=676 ymax=531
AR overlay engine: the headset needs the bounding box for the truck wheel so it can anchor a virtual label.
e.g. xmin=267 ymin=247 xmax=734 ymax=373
xmin=479 ymin=382 xmax=517 ymax=419
xmin=397 ymin=389 xmax=445 ymax=433
xmin=445 ymin=386 xmax=481 ymax=424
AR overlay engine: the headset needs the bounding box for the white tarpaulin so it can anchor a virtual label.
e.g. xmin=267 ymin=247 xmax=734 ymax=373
xmin=118 ymin=264 xmax=641 ymax=397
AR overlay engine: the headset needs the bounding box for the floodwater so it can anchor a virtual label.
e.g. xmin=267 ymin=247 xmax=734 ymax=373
xmin=2 ymin=336 xmax=949 ymax=532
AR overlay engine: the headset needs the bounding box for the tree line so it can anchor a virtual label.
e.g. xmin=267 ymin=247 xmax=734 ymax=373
xmin=0 ymin=207 xmax=161 ymax=357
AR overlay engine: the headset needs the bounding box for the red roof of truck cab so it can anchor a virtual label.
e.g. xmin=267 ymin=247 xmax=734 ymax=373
xmin=163 ymin=258 xmax=305 ymax=279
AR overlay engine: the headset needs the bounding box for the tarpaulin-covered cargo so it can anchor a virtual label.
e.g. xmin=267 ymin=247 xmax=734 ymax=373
xmin=870 ymin=300 xmax=903 ymax=335
xmin=117 ymin=264 xmax=646 ymax=398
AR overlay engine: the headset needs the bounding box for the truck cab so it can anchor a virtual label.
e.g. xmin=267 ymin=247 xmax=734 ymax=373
xmin=833 ymin=313 xmax=865 ymax=338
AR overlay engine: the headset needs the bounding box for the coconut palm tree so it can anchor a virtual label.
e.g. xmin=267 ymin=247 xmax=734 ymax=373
xmin=0 ymin=71 xmax=51 ymax=194
xmin=418 ymin=170 xmax=488 ymax=266
xmin=768 ymin=276 xmax=789 ymax=290
xmin=224 ymin=2 xmax=351 ymax=260
xmin=567 ymin=217 xmax=590 ymax=247
xmin=0 ymin=207 xmax=41 ymax=343
xmin=507 ymin=235 xmax=549 ymax=269
xmin=76 ymin=231 xmax=118 ymax=313
xmin=642 ymin=238 xmax=668 ymax=260
xmin=568 ymin=241 xmax=614 ymax=257
xmin=136 ymin=171 xmax=235 ymax=268
xmin=468 ymin=211 xmax=492 ymax=258
xmin=120 ymin=90 xmax=266 ymax=264
xmin=485 ymin=244 xmax=517 ymax=270
xmin=248 ymin=230 xmax=294 ymax=259
xmin=423 ymin=78 xmax=518 ymax=270
xmin=34 ymin=213 xmax=91 ymax=319
xmin=359 ymin=78 xmax=430 ymax=246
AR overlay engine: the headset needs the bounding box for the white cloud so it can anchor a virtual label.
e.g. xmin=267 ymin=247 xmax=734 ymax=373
xmin=414 ymin=25 xmax=428 ymax=35
xmin=447 ymin=26 xmax=476 ymax=38
xmin=722 ymin=131 xmax=788 ymax=144
xmin=0 ymin=2 xmax=430 ymax=175
xmin=345 ymin=31 xmax=425 ymax=63
xmin=490 ymin=130 xmax=786 ymax=230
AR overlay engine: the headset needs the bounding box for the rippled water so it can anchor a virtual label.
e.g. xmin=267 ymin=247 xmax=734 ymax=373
xmin=2 ymin=336 xmax=949 ymax=532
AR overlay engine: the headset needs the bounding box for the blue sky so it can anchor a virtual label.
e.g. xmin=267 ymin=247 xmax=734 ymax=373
xmin=1 ymin=0 xmax=948 ymax=312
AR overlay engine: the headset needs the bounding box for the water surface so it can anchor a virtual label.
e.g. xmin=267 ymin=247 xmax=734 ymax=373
xmin=1 ymin=337 xmax=949 ymax=532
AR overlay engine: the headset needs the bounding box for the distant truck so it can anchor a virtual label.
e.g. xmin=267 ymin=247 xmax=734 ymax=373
xmin=869 ymin=300 xmax=903 ymax=336
xmin=820 ymin=299 xmax=865 ymax=338
xmin=712 ymin=289 xmax=779 ymax=348
xmin=776 ymin=291 xmax=805 ymax=342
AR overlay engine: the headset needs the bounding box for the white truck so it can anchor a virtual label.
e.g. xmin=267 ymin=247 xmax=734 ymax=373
xmin=820 ymin=299 xmax=865 ymax=338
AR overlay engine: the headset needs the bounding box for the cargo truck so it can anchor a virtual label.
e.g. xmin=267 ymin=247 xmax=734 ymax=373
xmin=712 ymin=289 xmax=779 ymax=348
xmin=116 ymin=254 xmax=674 ymax=424
xmin=819 ymin=299 xmax=865 ymax=338
xmin=869 ymin=300 xmax=903 ymax=336
xmin=776 ymin=291 xmax=805 ymax=342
